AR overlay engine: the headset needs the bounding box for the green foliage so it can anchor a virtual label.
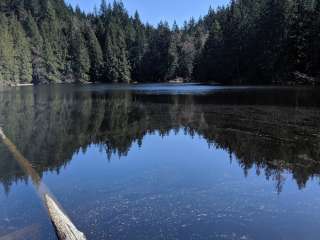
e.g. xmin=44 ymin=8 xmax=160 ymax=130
xmin=0 ymin=14 xmax=32 ymax=84
xmin=194 ymin=20 xmax=223 ymax=82
xmin=69 ymin=18 xmax=90 ymax=82
xmin=0 ymin=0 xmax=319 ymax=85
xmin=103 ymin=19 xmax=131 ymax=83
xmin=0 ymin=14 xmax=15 ymax=84
xmin=11 ymin=18 xmax=33 ymax=83
xmin=83 ymin=23 xmax=103 ymax=82
xmin=142 ymin=22 xmax=174 ymax=82
xmin=193 ymin=0 xmax=320 ymax=84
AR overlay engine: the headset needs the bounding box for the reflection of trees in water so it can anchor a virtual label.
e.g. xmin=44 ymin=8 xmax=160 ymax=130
xmin=1 ymin=86 xmax=320 ymax=194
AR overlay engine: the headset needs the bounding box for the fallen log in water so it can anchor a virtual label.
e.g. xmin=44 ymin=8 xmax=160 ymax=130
xmin=45 ymin=194 xmax=86 ymax=240
xmin=0 ymin=128 xmax=87 ymax=240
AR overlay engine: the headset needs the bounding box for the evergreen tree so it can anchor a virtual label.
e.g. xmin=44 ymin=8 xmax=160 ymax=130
xmin=129 ymin=11 xmax=146 ymax=81
xmin=83 ymin=23 xmax=103 ymax=82
xmin=69 ymin=18 xmax=90 ymax=82
xmin=11 ymin=17 xmax=33 ymax=83
xmin=255 ymin=0 xmax=290 ymax=83
xmin=142 ymin=22 xmax=172 ymax=82
xmin=287 ymin=0 xmax=310 ymax=74
xmin=103 ymin=19 xmax=131 ymax=83
xmin=39 ymin=0 xmax=61 ymax=82
xmin=176 ymin=35 xmax=196 ymax=80
xmin=194 ymin=20 xmax=223 ymax=82
xmin=0 ymin=14 xmax=15 ymax=84
xmin=24 ymin=13 xmax=45 ymax=83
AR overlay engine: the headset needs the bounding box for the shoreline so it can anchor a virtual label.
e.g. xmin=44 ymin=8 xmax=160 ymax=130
xmin=1 ymin=80 xmax=319 ymax=88
xmin=14 ymin=83 xmax=34 ymax=87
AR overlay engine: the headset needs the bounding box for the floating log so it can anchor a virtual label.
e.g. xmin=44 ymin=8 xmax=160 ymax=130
xmin=45 ymin=194 xmax=86 ymax=240
xmin=0 ymin=128 xmax=87 ymax=240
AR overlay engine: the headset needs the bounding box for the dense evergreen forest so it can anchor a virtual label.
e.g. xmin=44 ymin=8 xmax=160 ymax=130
xmin=0 ymin=0 xmax=319 ymax=85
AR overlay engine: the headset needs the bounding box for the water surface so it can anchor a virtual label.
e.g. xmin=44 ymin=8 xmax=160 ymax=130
xmin=0 ymin=84 xmax=320 ymax=240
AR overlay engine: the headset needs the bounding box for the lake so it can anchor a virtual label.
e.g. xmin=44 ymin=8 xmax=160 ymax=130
xmin=1 ymin=84 xmax=320 ymax=240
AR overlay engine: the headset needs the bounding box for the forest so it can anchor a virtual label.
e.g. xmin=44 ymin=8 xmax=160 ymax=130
xmin=0 ymin=0 xmax=319 ymax=85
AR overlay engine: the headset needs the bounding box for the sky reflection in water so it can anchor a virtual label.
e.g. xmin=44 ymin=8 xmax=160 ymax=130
xmin=0 ymin=84 xmax=320 ymax=240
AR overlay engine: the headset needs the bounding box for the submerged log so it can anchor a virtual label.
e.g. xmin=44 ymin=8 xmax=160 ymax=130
xmin=45 ymin=194 xmax=86 ymax=240
xmin=0 ymin=128 xmax=87 ymax=240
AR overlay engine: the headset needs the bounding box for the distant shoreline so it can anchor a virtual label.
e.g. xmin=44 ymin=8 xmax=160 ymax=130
xmin=1 ymin=79 xmax=319 ymax=88
xmin=14 ymin=83 xmax=34 ymax=87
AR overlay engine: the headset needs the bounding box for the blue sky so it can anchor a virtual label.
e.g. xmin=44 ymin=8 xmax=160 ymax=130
xmin=66 ymin=0 xmax=228 ymax=26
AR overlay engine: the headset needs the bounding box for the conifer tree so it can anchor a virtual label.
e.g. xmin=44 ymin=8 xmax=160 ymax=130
xmin=194 ymin=20 xmax=223 ymax=82
xmin=0 ymin=14 xmax=15 ymax=84
xmin=128 ymin=11 xmax=146 ymax=81
xmin=24 ymin=13 xmax=45 ymax=83
xmin=103 ymin=20 xmax=131 ymax=83
xmin=11 ymin=17 xmax=33 ymax=83
xmin=84 ymin=23 xmax=103 ymax=82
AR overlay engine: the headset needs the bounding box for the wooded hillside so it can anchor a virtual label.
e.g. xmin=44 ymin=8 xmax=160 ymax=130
xmin=0 ymin=0 xmax=319 ymax=85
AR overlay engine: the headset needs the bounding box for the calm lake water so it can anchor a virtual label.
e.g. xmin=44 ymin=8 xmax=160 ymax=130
xmin=1 ymin=84 xmax=320 ymax=240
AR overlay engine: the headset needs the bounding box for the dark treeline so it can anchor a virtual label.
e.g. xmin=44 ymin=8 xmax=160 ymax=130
xmin=0 ymin=0 xmax=320 ymax=85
